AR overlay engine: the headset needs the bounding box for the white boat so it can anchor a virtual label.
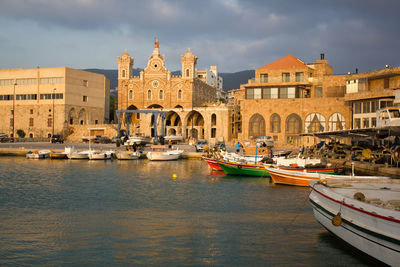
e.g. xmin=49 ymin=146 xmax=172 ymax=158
xmin=164 ymin=135 xmax=184 ymax=142
xmin=26 ymin=150 xmax=50 ymax=159
xmin=146 ymin=145 xmax=184 ymax=161
xmin=125 ymin=133 xmax=152 ymax=146
xmin=220 ymin=151 xmax=265 ymax=164
xmin=115 ymin=151 xmax=141 ymax=160
xmin=68 ymin=150 xmax=90 ymax=159
xmin=274 ymin=154 xmax=321 ymax=167
xmin=88 ymin=151 xmax=107 ymax=160
xmin=309 ymin=178 xmax=399 ymax=266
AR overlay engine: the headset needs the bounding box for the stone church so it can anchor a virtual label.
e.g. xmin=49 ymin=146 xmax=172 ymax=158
xmin=117 ymin=40 xmax=236 ymax=143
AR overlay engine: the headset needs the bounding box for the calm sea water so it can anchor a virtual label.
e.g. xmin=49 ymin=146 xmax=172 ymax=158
xmin=0 ymin=157 xmax=373 ymax=266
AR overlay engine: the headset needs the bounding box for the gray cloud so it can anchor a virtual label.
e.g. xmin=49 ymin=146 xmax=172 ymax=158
xmin=0 ymin=0 xmax=399 ymax=73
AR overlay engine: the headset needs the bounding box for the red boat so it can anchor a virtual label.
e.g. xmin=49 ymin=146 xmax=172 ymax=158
xmin=202 ymin=156 xmax=223 ymax=171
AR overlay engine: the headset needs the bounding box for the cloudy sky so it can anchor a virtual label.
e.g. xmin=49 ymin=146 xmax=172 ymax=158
xmin=1 ymin=0 xmax=399 ymax=74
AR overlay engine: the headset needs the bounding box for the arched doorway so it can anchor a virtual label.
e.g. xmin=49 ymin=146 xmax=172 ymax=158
xmin=186 ymin=110 xmax=204 ymax=140
xmin=78 ymin=108 xmax=87 ymax=125
xmin=68 ymin=108 xmax=77 ymax=125
xmin=166 ymin=111 xmax=182 ymax=136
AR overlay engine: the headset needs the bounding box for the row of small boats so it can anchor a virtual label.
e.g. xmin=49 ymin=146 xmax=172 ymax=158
xmin=26 ymin=146 xmax=184 ymax=161
xmin=203 ymin=156 xmax=400 ymax=265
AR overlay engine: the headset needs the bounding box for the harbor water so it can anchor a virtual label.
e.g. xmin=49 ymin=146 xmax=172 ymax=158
xmin=0 ymin=157 xmax=374 ymax=266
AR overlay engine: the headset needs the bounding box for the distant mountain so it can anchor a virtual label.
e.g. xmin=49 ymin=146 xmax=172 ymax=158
xmin=84 ymin=68 xmax=254 ymax=92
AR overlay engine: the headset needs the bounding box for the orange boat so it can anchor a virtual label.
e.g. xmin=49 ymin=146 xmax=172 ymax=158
xmin=266 ymin=167 xmax=355 ymax=187
xmin=202 ymin=156 xmax=223 ymax=171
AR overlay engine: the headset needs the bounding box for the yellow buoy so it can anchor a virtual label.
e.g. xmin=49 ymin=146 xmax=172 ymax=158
xmin=332 ymin=213 xmax=342 ymax=227
xmin=172 ymin=174 xmax=177 ymax=179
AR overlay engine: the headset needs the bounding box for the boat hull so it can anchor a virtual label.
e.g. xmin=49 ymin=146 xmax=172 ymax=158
xmin=49 ymin=152 xmax=67 ymax=159
xmin=146 ymin=151 xmax=183 ymax=161
xmin=202 ymin=157 xmax=223 ymax=171
xmin=68 ymin=153 xmax=89 ymax=159
xmin=218 ymin=161 xmax=270 ymax=177
xmin=116 ymin=151 xmax=140 ymax=160
xmin=309 ymin=180 xmax=400 ymax=266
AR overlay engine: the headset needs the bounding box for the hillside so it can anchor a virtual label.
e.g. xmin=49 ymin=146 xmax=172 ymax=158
xmin=84 ymin=68 xmax=254 ymax=92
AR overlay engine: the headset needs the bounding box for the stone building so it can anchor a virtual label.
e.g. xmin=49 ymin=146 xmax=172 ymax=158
xmin=117 ymin=40 xmax=235 ymax=144
xmin=236 ymin=54 xmax=353 ymax=148
xmin=0 ymin=67 xmax=109 ymax=139
xmin=344 ymin=66 xmax=400 ymax=129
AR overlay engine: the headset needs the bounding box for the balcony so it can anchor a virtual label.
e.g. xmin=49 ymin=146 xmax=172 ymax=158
xmin=249 ymin=77 xmax=321 ymax=85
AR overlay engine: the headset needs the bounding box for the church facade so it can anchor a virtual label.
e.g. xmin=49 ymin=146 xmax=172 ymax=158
xmin=117 ymin=40 xmax=235 ymax=143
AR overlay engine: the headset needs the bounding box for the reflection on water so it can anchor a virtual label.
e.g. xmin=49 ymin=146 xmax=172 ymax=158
xmin=0 ymin=157 xmax=373 ymax=266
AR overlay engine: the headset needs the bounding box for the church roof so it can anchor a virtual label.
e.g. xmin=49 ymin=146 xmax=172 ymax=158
xmin=258 ymin=55 xmax=307 ymax=70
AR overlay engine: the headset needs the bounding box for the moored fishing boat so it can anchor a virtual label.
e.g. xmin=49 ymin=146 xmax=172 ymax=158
xmin=116 ymin=151 xmax=140 ymax=160
xmin=309 ymin=178 xmax=398 ymax=266
xmin=146 ymin=145 xmax=184 ymax=161
xmin=49 ymin=150 xmax=68 ymax=159
xmin=68 ymin=151 xmax=90 ymax=159
xmin=218 ymin=160 xmax=271 ymax=177
xmin=266 ymin=167 xmax=385 ymax=187
xmin=88 ymin=151 xmax=107 ymax=160
xmin=202 ymin=156 xmax=223 ymax=171
xmin=26 ymin=150 xmax=50 ymax=159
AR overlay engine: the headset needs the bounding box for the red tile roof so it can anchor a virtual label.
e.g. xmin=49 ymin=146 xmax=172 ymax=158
xmin=258 ymin=55 xmax=307 ymax=70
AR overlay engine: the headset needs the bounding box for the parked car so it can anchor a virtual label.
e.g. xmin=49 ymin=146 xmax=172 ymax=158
xmin=51 ymin=135 xmax=64 ymax=143
xmin=94 ymin=136 xmax=111 ymax=144
xmin=195 ymin=140 xmax=208 ymax=152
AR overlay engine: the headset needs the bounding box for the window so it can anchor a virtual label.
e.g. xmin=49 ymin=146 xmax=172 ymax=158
xmin=0 ymin=79 xmax=14 ymax=86
xmin=159 ymin=90 xmax=164 ymax=100
xmin=362 ymin=102 xmax=370 ymax=113
xmin=10 ymin=118 xmax=13 ymax=127
xmin=211 ymin=114 xmax=217 ymax=126
xmin=40 ymin=77 xmax=63 ymax=84
xmin=16 ymin=78 xmax=37 ymax=85
xmin=282 ymin=73 xmax=290 ymax=82
xmin=83 ymin=80 xmax=88 ymax=87
xmin=48 ymin=118 xmax=52 ymax=127
xmin=363 ymin=118 xmax=370 ymax=128
xmin=178 ymin=89 xmax=182 ymax=100
xmin=246 ymin=88 xmax=254 ymax=99
xmin=83 ymin=96 xmax=88 ymax=102
xmin=371 ymin=101 xmax=378 ymax=113
xmin=354 ymin=102 xmax=361 ymax=114
xmin=315 ymin=87 xmax=323 ymax=98
xmin=328 ymin=113 xmax=345 ymax=131
xmin=249 ymin=113 xmax=265 ymax=137
xmin=186 ymin=69 xmax=190 ymax=77
xmin=254 ymin=88 xmax=261 ymax=99
xmin=122 ymin=69 xmax=126 ymax=78
xmin=270 ymin=113 xmax=281 ymax=133
xmin=280 ymin=88 xmax=295 ymax=98
xmin=286 ymin=114 xmax=302 ymax=134
xmin=295 ymin=72 xmax=304 ymax=82
xmin=305 ymin=113 xmax=326 ymax=133
xmin=260 ymin=74 xmax=268 ymax=83
xmin=29 ymin=118 xmax=34 ymax=127
xmin=129 ymin=90 xmax=133 ymax=100
xmin=372 ymin=117 xmax=377 ymax=127
xmin=95 ymin=120 xmax=98 ymax=124
xmin=211 ymin=128 xmax=216 ymax=138
xmin=380 ymin=100 xmax=393 ymax=109
xmin=30 ymin=109 xmax=33 ymax=114
xmin=147 ymin=90 xmax=152 ymax=100
xmin=354 ymin=118 xmax=361 ymax=129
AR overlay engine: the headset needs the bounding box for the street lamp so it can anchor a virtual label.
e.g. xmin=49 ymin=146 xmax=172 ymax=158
xmin=52 ymin=88 xmax=56 ymax=137
xmin=12 ymin=81 xmax=16 ymax=142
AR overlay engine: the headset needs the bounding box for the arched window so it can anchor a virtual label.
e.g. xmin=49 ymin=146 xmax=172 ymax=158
xmin=122 ymin=69 xmax=126 ymax=78
xmin=129 ymin=90 xmax=133 ymax=100
xmin=270 ymin=113 xmax=281 ymax=133
xmin=305 ymin=113 xmax=326 ymax=133
xmin=147 ymin=90 xmax=152 ymax=100
xmin=211 ymin=114 xmax=217 ymax=126
xmin=178 ymin=89 xmax=182 ymax=100
xmin=249 ymin=113 xmax=265 ymax=137
xmin=186 ymin=69 xmax=190 ymax=77
xmin=328 ymin=113 xmax=345 ymax=131
xmin=286 ymin=114 xmax=302 ymax=134
xmin=159 ymin=90 xmax=164 ymax=100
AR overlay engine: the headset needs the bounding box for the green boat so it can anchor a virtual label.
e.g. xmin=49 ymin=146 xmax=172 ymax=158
xmin=217 ymin=160 xmax=345 ymax=177
xmin=217 ymin=160 xmax=271 ymax=177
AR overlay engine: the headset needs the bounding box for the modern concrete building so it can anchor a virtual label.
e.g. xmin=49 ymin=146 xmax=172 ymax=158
xmin=0 ymin=67 xmax=109 ymax=139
